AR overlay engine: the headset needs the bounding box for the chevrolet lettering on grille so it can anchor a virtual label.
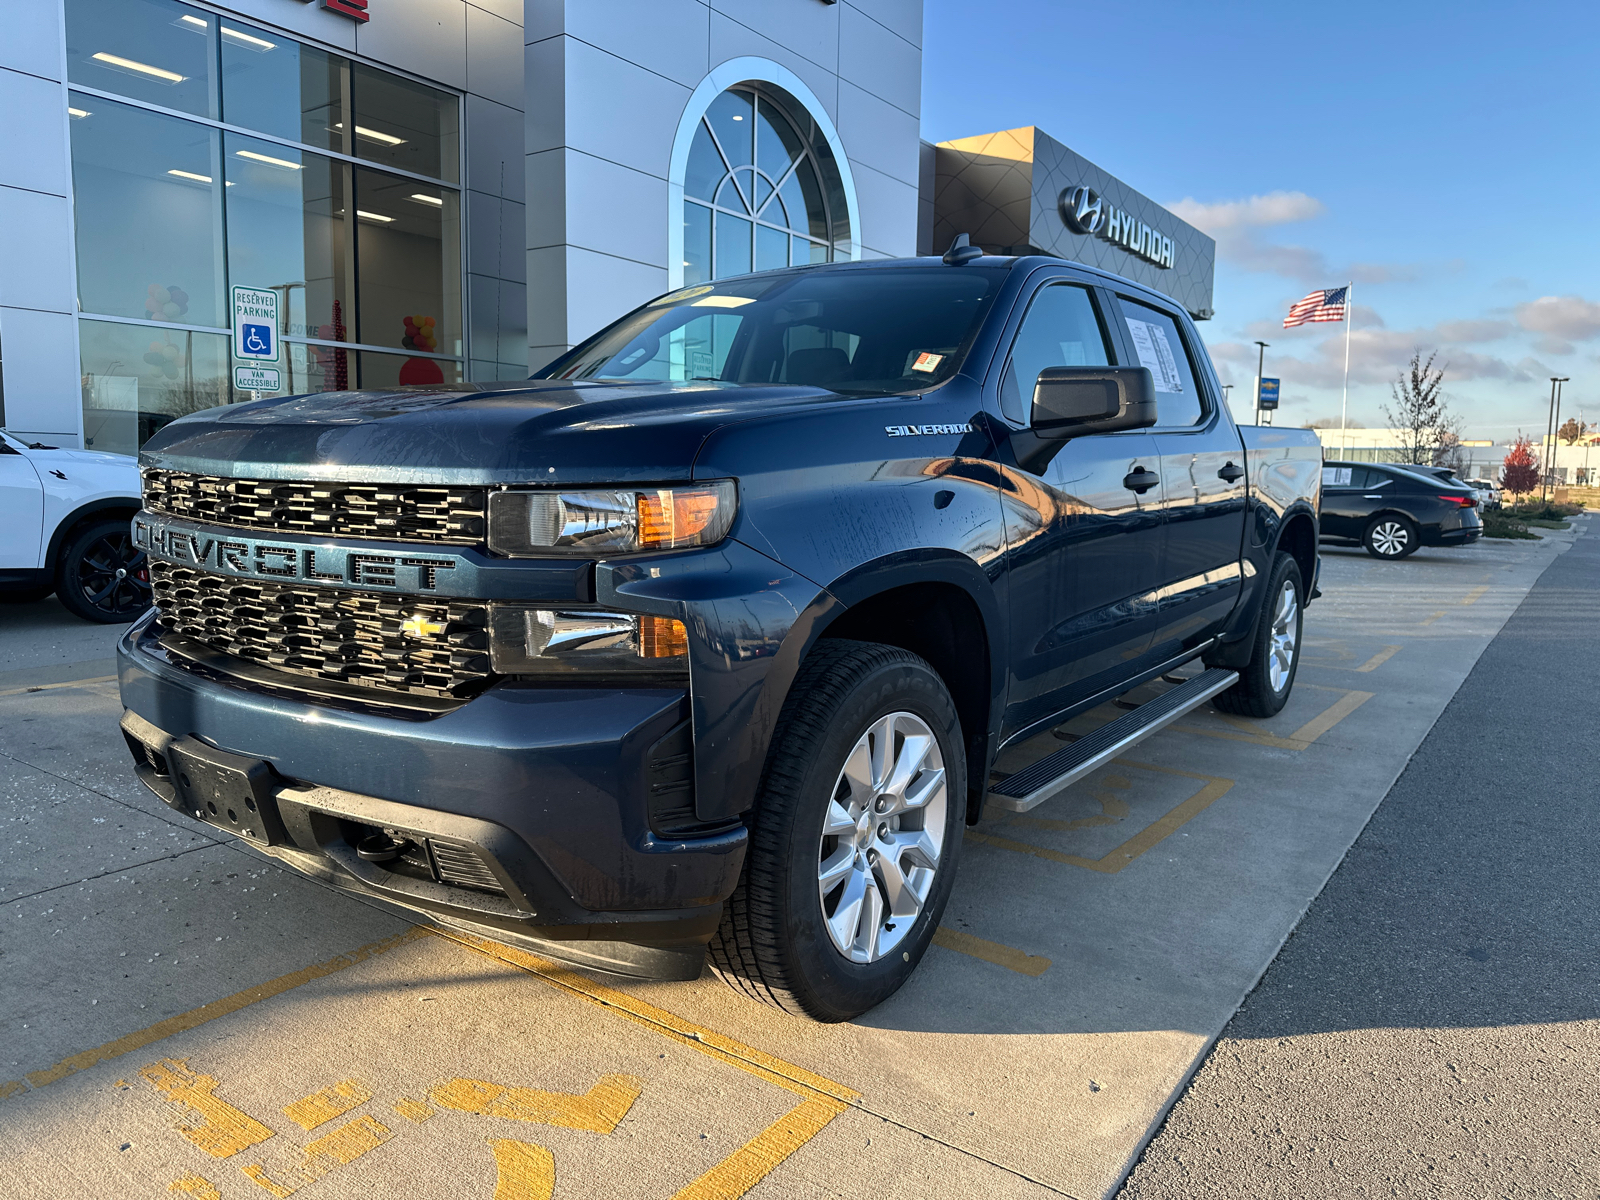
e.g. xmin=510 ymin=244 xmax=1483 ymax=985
xmin=133 ymin=514 xmax=462 ymax=592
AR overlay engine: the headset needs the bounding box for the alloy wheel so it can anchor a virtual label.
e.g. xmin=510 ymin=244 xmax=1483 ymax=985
xmin=1268 ymin=578 xmax=1299 ymax=693
xmin=1370 ymin=521 xmax=1409 ymax=556
xmin=74 ymin=532 xmax=151 ymax=619
xmin=817 ymin=711 xmax=947 ymax=963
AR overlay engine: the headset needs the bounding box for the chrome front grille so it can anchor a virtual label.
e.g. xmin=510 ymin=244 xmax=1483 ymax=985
xmin=142 ymin=469 xmax=487 ymax=544
xmin=150 ymin=561 xmax=492 ymax=699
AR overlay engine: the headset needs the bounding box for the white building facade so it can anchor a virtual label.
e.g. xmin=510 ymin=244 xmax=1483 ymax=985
xmin=2 ymin=0 xmax=1211 ymax=457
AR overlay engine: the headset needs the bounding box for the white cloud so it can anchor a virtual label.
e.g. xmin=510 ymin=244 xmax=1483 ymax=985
xmin=1515 ymin=295 xmax=1600 ymax=342
xmin=1167 ymin=191 xmax=1325 ymax=232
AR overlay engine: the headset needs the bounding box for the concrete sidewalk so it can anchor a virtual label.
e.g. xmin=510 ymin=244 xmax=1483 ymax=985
xmin=1120 ymin=515 xmax=1600 ymax=1198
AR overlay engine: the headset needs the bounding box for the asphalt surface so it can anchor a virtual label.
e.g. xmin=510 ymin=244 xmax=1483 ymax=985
xmin=1120 ymin=516 xmax=1600 ymax=1199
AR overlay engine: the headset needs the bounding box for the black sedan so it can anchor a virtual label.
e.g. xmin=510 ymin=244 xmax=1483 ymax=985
xmin=1320 ymin=461 xmax=1482 ymax=558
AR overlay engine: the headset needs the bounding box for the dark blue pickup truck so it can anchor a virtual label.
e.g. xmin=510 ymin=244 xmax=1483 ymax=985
xmin=117 ymin=249 xmax=1322 ymax=1020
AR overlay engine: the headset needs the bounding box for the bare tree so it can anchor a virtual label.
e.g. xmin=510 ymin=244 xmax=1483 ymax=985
xmin=1382 ymin=351 xmax=1451 ymax=464
xmin=1433 ymin=421 xmax=1468 ymax=475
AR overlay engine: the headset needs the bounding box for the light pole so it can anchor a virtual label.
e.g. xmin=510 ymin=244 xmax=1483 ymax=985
xmin=1254 ymin=341 xmax=1269 ymax=426
xmin=1543 ymin=376 xmax=1569 ymax=501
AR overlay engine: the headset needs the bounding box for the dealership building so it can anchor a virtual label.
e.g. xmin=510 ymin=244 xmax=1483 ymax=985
xmin=0 ymin=0 xmax=1213 ymax=454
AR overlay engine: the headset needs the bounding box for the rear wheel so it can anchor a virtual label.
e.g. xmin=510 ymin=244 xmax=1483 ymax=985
xmin=54 ymin=518 xmax=151 ymax=623
xmin=1364 ymin=514 xmax=1418 ymax=559
xmin=709 ymin=640 xmax=965 ymax=1021
xmin=1213 ymin=552 xmax=1303 ymax=719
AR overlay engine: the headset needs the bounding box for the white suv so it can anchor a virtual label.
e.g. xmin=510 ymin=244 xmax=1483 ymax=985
xmin=0 ymin=429 xmax=147 ymax=622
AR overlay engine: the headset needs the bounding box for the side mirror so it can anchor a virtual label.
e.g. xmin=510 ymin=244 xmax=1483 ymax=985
xmin=1031 ymin=366 xmax=1158 ymax=438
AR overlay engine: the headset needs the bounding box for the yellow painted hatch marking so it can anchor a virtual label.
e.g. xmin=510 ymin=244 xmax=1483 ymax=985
xmin=283 ymin=1078 xmax=372 ymax=1131
xmin=138 ymin=1058 xmax=275 ymax=1160
xmin=167 ymin=1173 xmax=221 ymax=1199
xmin=489 ymin=1138 xmax=556 ymax=1200
xmin=430 ymin=928 xmax=859 ymax=1106
xmin=243 ymin=1113 xmax=394 ymax=1196
xmin=931 ymin=926 xmax=1052 ymax=976
xmin=430 ymin=1074 xmax=642 ymax=1133
xmin=1 ymin=927 xmax=426 ymax=1101
xmin=1461 ymin=584 xmax=1490 ymax=606
xmin=972 ymin=760 xmax=1234 ymax=874
xmin=393 ymin=1096 xmax=434 ymax=1122
xmin=1177 ymin=688 xmax=1373 ymax=750
xmin=1354 ymin=645 xmax=1402 ymax=672
xmin=671 ymin=1094 xmax=849 ymax=1200
xmin=1420 ymin=610 xmax=1448 ymax=626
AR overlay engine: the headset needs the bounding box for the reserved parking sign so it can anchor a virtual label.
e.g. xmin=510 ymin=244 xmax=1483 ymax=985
xmin=232 ymin=286 xmax=279 ymax=363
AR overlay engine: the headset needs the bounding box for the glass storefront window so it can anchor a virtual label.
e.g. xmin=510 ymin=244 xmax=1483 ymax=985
xmin=65 ymin=0 xmax=467 ymax=444
xmin=68 ymin=92 xmax=225 ymax=328
xmin=350 ymin=64 xmax=459 ymax=183
xmin=224 ymin=133 xmax=354 ymax=344
xmin=683 ymin=85 xmax=846 ymax=281
xmin=79 ymin=318 xmax=230 ymax=456
xmin=220 ymin=22 xmax=344 ymax=154
xmin=66 ymin=0 xmax=218 ymax=119
xmin=355 ymin=350 xmax=464 ymax=390
xmin=353 ymin=166 xmax=461 ymax=357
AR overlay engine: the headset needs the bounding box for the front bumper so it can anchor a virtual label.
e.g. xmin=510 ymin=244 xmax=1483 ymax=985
xmin=117 ymin=614 xmax=746 ymax=978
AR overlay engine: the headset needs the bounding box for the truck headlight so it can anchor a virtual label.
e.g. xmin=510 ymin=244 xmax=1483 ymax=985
xmin=487 ymin=482 xmax=736 ymax=557
xmin=488 ymin=606 xmax=688 ymax=677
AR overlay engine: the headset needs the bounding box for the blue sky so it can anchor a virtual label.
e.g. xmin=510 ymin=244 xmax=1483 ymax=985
xmin=921 ymin=0 xmax=1599 ymax=439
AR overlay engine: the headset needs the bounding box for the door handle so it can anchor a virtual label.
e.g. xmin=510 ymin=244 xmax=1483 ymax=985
xmin=1363 ymin=494 xmax=1384 ymax=499
xmin=1217 ymin=462 xmax=1245 ymax=482
xmin=1122 ymin=467 xmax=1160 ymax=494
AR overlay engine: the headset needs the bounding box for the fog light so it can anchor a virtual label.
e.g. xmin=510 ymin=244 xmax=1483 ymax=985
xmin=489 ymin=607 xmax=689 ymax=677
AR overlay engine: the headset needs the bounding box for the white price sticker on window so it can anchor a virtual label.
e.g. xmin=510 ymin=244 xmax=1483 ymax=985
xmin=1124 ymin=318 xmax=1184 ymax=393
xmin=1322 ymin=466 xmax=1352 ymax=487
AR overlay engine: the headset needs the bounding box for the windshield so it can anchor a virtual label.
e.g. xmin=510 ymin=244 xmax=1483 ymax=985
xmin=539 ymin=267 xmax=1008 ymax=395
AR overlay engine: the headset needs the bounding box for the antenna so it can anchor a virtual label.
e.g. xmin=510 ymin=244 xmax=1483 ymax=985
xmin=942 ymin=233 xmax=983 ymax=266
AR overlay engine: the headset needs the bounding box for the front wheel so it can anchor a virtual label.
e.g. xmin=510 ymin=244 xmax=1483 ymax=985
xmin=708 ymin=640 xmax=965 ymax=1021
xmin=1213 ymin=552 xmax=1303 ymax=719
xmin=54 ymin=518 xmax=152 ymax=623
xmin=1364 ymin=514 xmax=1418 ymax=559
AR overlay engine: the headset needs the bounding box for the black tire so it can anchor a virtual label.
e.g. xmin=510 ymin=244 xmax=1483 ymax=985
xmin=1212 ymin=552 xmax=1303 ymax=719
xmin=0 ymin=585 xmax=54 ymax=604
xmin=54 ymin=518 xmax=152 ymax=624
xmin=1363 ymin=514 xmax=1419 ymax=559
xmin=709 ymin=640 xmax=966 ymax=1022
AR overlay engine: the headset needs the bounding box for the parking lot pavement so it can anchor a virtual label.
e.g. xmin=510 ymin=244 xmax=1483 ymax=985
xmin=1119 ymin=514 xmax=1599 ymax=1199
xmin=0 ymin=524 xmax=1583 ymax=1199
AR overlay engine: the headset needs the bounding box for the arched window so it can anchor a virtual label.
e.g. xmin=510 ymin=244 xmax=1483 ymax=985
xmin=681 ymin=85 xmax=849 ymax=283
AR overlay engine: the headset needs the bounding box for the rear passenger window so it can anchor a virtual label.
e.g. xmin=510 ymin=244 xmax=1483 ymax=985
xmin=1349 ymin=467 xmax=1393 ymax=489
xmin=998 ymin=284 xmax=1112 ymax=424
xmin=1118 ymin=298 xmax=1204 ymax=426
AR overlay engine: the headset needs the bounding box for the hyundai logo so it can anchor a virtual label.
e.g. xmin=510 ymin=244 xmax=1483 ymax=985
xmin=1058 ymin=186 xmax=1104 ymax=235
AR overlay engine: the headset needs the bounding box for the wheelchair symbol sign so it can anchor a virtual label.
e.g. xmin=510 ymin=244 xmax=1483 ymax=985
xmin=232 ymin=286 xmax=280 ymax=363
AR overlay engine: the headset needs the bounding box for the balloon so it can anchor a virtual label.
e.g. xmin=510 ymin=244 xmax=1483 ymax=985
xmin=162 ymin=302 xmax=181 ymax=318
xmin=143 ymin=352 xmax=165 ymax=366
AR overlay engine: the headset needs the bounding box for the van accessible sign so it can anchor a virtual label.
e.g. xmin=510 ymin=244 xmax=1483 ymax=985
xmin=1059 ymin=186 xmax=1176 ymax=270
xmin=232 ymin=286 xmax=279 ymax=364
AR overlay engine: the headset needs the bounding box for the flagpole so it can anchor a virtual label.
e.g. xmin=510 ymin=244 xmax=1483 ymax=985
xmin=1339 ymin=281 xmax=1353 ymax=453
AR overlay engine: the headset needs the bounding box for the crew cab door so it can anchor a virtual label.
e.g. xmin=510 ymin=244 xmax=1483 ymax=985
xmin=995 ymin=279 xmax=1166 ymax=738
xmin=0 ymin=436 xmax=44 ymax=568
xmin=1107 ymin=295 xmax=1248 ymax=661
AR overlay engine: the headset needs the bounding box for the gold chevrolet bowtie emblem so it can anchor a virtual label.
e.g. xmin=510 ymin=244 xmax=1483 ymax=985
xmin=400 ymin=612 xmax=445 ymax=639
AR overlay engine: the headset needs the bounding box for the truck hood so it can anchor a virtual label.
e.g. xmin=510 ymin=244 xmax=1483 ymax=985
xmin=138 ymin=379 xmax=838 ymax=484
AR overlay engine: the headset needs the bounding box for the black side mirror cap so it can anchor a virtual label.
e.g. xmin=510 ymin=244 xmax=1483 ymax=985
xmin=1031 ymin=366 xmax=1158 ymax=436
xmin=1011 ymin=366 xmax=1159 ymax=475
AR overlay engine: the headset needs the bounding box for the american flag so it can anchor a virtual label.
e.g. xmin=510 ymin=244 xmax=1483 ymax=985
xmin=1282 ymin=286 xmax=1348 ymax=328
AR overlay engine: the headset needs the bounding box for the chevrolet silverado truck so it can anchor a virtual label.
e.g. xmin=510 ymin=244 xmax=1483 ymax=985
xmin=116 ymin=247 xmax=1322 ymax=1021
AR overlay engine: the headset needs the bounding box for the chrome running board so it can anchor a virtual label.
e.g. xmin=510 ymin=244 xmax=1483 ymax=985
xmin=987 ymin=668 xmax=1239 ymax=813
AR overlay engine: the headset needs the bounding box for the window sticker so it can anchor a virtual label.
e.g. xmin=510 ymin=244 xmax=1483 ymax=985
xmin=911 ymin=351 xmax=944 ymax=373
xmin=1322 ymin=466 xmax=1352 ymax=487
xmin=1124 ymin=318 xmax=1184 ymax=392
